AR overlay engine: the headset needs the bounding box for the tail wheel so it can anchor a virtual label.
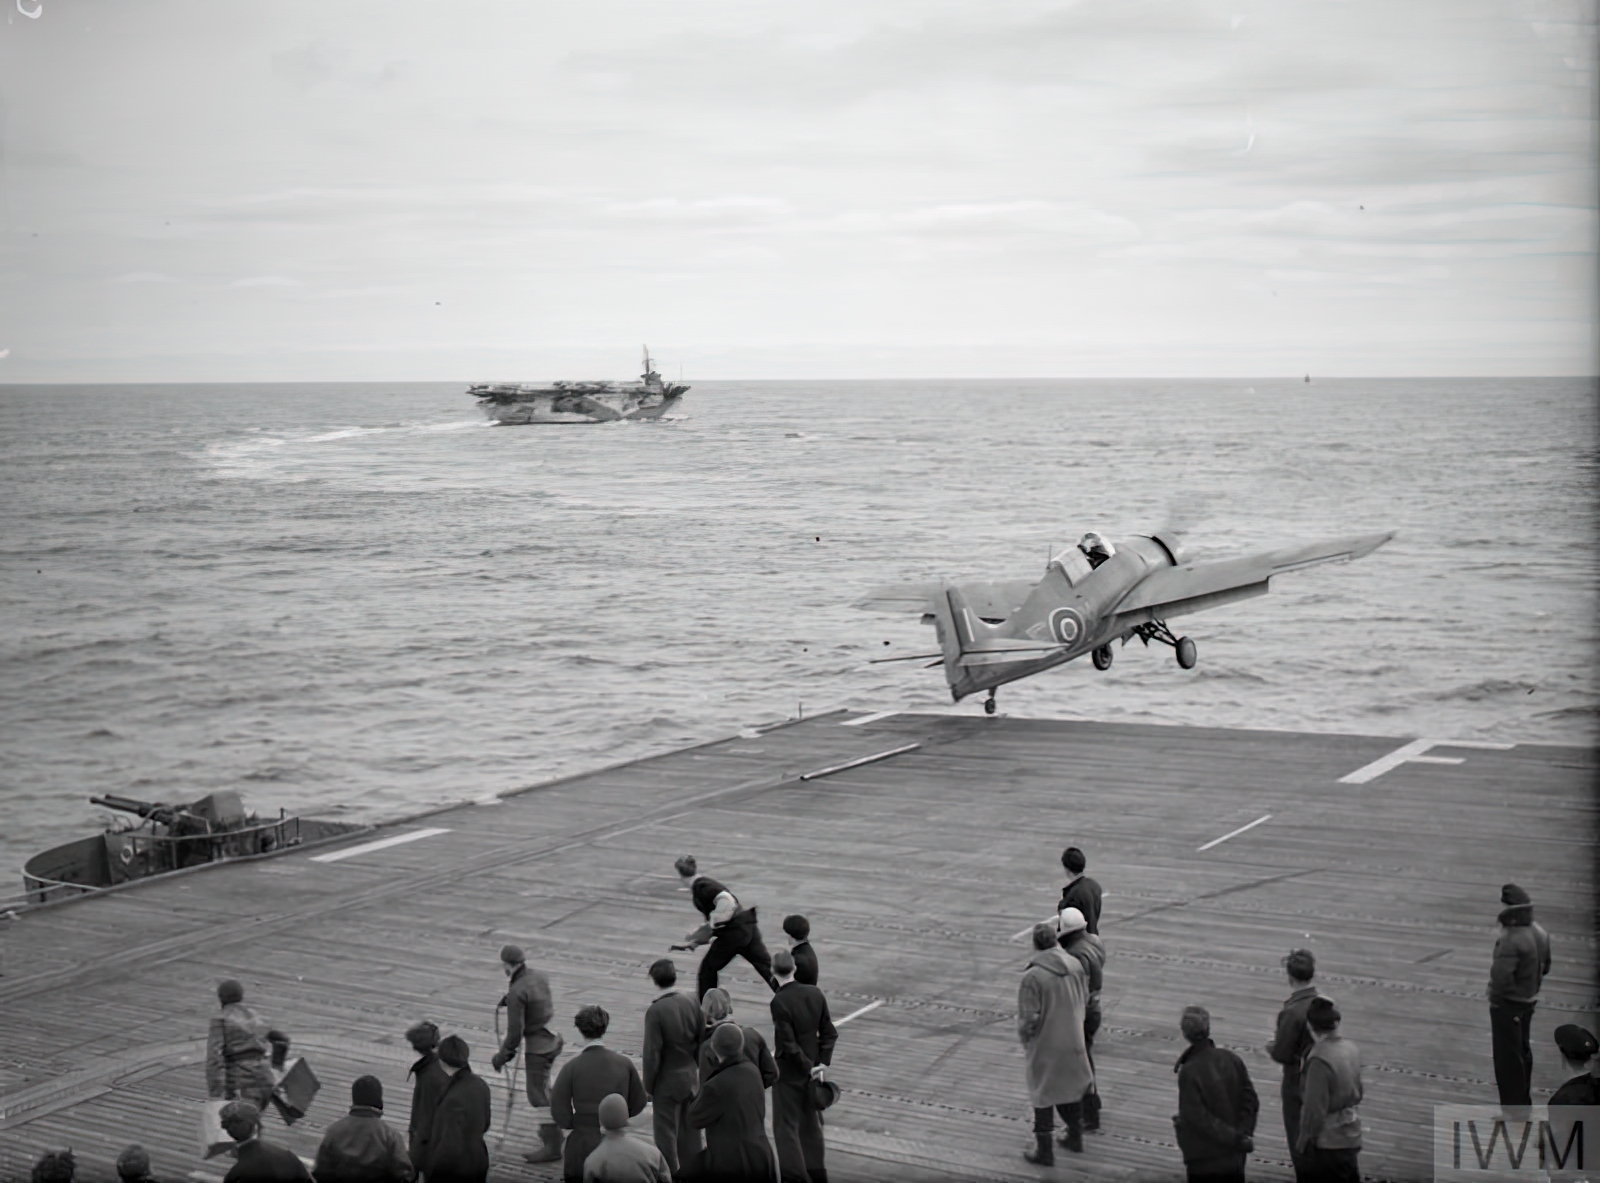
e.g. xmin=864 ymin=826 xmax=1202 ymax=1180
xmin=1176 ymin=636 xmax=1197 ymax=669
xmin=983 ymin=690 xmax=997 ymax=716
xmin=1092 ymin=644 xmax=1113 ymax=671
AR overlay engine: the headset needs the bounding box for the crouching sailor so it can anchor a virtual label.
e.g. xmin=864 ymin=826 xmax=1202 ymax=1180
xmin=673 ymin=855 xmax=777 ymax=999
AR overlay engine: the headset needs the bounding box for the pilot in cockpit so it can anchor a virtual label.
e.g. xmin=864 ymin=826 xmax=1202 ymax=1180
xmin=1078 ymin=531 xmax=1115 ymax=569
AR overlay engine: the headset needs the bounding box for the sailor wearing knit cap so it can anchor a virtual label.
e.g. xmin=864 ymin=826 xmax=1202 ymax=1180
xmin=312 ymin=1076 xmax=413 ymax=1183
xmin=1488 ymin=884 xmax=1554 ymax=1107
xmin=219 ymin=1100 xmax=311 ymax=1183
xmin=580 ymin=1093 xmax=671 ymax=1182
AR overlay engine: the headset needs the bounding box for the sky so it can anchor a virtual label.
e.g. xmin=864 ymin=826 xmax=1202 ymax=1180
xmin=0 ymin=0 xmax=1595 ymax=380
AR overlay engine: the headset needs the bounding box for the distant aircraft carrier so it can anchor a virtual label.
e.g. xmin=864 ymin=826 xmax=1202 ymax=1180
xmin=468 ymin=346 xmax=688 ymax=425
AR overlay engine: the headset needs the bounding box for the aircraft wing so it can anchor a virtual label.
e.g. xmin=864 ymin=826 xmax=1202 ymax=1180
xmin=856 ymin=578 xmax=1036 ymax=620
xmin=1112 ymin=532 xmax=1394 ymax=620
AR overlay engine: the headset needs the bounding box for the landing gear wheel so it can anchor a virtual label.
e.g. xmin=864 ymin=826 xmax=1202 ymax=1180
xmin=984 ymin=690 xmax=997 ymax=716
xmin=1176 ymin=636 xmax=1197 ymax=669
xmin=1092 ymin=644 xmax=1114 ymax=671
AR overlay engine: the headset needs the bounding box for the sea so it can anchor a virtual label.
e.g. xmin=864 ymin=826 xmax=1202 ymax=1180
xmin=1 ymin=377 xmax=1595 ymax=887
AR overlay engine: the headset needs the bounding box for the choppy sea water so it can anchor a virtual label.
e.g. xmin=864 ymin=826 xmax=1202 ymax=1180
xmin=1 ymin=378 xmax=1595 ymax=885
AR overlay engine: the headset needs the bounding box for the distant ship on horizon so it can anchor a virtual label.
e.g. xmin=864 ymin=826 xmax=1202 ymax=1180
xmin=468 ymin=346 xmax=688 ymax=425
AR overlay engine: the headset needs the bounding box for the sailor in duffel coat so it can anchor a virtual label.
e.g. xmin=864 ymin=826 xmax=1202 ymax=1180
xmin=1016 ymin=924 xmax=1093 ymax=1166
xmin=674 ymin=856 xmax=777 ymax=999
xmin=641 ymin=959 xmax=705 ymax=1177
xmin=551 ymin=1006 xmax=648 ymax=1183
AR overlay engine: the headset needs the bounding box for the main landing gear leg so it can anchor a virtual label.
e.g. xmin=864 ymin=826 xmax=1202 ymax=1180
xmin=984 ymin=689 xmax=997 ymax=716
xmin=1132 ymin=620 xmax=1198 ymax=669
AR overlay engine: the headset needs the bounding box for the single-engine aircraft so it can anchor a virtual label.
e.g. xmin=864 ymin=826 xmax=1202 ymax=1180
xmin=858 ymin=529 xmax=1394 ymax=714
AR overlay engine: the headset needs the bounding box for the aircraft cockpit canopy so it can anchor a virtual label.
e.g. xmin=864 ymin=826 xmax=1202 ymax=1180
xmin=1078 ymin=532 xmax=1115 ymax=569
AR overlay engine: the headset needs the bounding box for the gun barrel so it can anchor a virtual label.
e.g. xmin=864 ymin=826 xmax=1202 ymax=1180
xmin=90 ymin=794 xmax=164 ymax=818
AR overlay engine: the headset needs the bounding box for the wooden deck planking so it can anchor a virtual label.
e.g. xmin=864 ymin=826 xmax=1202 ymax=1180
xmin=0 ymin=713 xmax=1592 ymax=1182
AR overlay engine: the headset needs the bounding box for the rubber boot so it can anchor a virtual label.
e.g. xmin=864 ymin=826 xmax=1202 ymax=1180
xmin=523 ymin=1122 xmax=564 ymax=1163
xmin=1057 ymin=1123 xmax=1084 ymax=1153
xmin=1023 ymin=1133 xmax=1054 ymax=1166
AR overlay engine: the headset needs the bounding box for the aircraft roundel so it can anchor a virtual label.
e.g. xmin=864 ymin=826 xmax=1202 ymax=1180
xmin=1049 ymin=607 xmax=1085 ymax=646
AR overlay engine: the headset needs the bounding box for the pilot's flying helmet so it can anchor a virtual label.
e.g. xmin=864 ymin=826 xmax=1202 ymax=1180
xmin=1078 ymin=531 xmax=1113 ymax=556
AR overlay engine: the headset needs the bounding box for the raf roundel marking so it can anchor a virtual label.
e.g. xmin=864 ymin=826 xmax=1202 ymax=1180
xmin=1049 ymin=607 xmax=1084 ymax=646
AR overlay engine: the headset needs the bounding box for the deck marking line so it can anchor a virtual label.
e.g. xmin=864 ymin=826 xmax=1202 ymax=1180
xmin=1338 ymin=738 xmax=1516 ymax=785
xmin=1197 ymin=814 xmax=1273 ymax=852
xmin=1411 ymin=755 xmax=1464 ymax=765
xmin=310 ymin=828 xmax=452 ymax=863
xmin=799 ymin=743 xmax=920 ymax=781
xmin=836 ymin=999 xmax=884 ymax=1026
xmin=840 ymin=710 xmax=898 ymax=727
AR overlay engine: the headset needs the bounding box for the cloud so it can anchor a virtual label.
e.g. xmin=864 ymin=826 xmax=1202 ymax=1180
xmin=110 ymin=272 xmax=176 ymax=284
xmin=230 ymin=276 xmax=302 ymax=287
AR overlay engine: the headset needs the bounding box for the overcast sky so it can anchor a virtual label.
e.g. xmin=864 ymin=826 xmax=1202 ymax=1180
xmin=0 ymin=0 xmax=1594 ymax=380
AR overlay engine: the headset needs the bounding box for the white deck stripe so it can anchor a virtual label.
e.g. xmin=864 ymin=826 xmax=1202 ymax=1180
xmin=1197 ymin=813 xmax=1273 ymax=852
xmin=1338 ymin=738 xmax=1516 ymax=784
xmin=836 ymin=999 xmax=884 ymax=1026
xmin=310 ymin=828 xmax=452 ymax=863
xmin=841 ymin=710 xmax=899 ymax=727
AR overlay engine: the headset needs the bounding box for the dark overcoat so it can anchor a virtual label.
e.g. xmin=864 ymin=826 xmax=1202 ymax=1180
xmin=687 ymin=1058 xmax=777 ymax=1182
xmin=223 ymin=1138 xmax=313 ymax=1183
xmin=552 ymin=1045 xmax=648 ymax=1180
xmin=643 ymin=991 xmax=703 ymax=1102
xmin=407 ymin=1051 xmax=451 ymax=1169
xmin=423 ymin=1068 xmax=493 ymax=1183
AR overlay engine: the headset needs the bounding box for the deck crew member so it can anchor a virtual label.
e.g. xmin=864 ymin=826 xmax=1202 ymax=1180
xmin=1057 ymin=847 xmax=1102 ymax=935
xmin=219 ymin=1100 xmax=312 ymax=1183
xmin=115 ymin=1146 xmax=158 ymax=1183
xmin=673 ymin=856 xmax=777 ymax=999
xmin=312 ymin=1076 xmax=414 ymax=1183
xmin=1488 ymin=884 xmax=1552 ymax=1107
xmin=783 ymin=915 xmax=819 ymax=986
xmin=641 ymin=959 xmax=704 ymax=1177
xmin=405 ymin=1022 xmax=450 ymax=1177
xmin=31 ymin=1151 xmax=76 ymax=1183
xmin=490 ymin=944 xmax=566 ymax=1164
xmin=1550 ymin=1025 xmax=1600 ymax=1106
xmin=1017 ymin=923 xmax=1092 ymax=1166
xmin=1266 ymin=949 xmax=1324 ymax=1181
xmin=582 ymin=1094 xmax=671 ymax=1183
xmin=688 ymin=1024 xmax=779 ymax=1183
xmin=770 ymin=948 xmax=836 ymax=1183
xmin=1173 ymin=1006 xmax=1258 ymax=1183
xmin=423 ymin=1037 xmax=492 ymax=1183
xmin=207 ymin=980 xmax=290 ymax=1113
xmin=551 ymin=1006 xmax=648 ymax=1183
xmin=1058 ymin=907 xmax=1105 ymax=1131
xmin=1294 ymin=1000 xmax=1362 ymax=1183
xmin=699 ymin=988 xmax=778 ymax=1089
